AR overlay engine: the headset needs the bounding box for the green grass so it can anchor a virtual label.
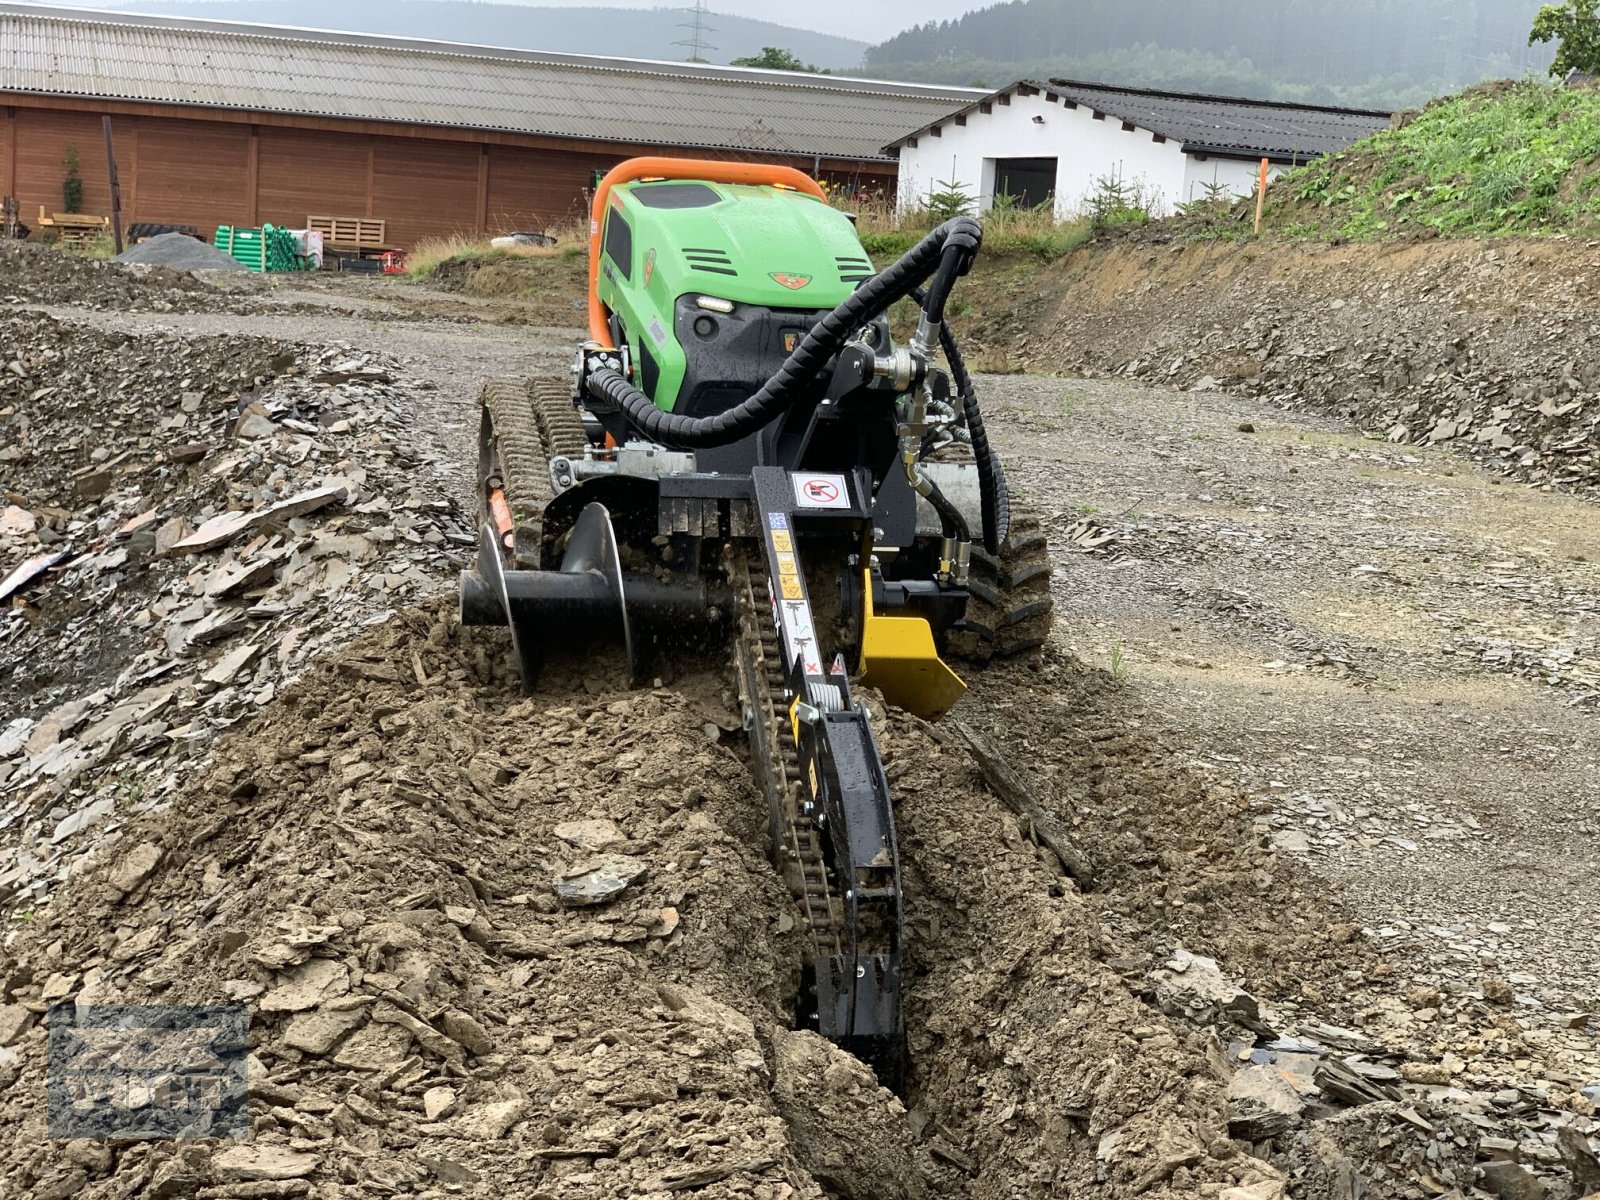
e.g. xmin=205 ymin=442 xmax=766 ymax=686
xmin=1275 ymin=79 xmax=1600 ymax=238
xmin=849 ymin=190 xmax=1092 ymax=260
xmin=1108 ymin=636 xmax=1128 ymax=680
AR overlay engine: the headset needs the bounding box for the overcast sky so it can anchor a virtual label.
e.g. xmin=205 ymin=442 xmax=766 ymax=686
xmin=67 ymin=0 xmax=987 ymax=43
xmin=630 ymin=1 xmax=981 ymax=43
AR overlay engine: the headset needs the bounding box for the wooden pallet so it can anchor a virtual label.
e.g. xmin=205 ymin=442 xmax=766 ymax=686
xmin=306 ymin=215 xmax=392 ymax=251
xmin=37 ymin=205 xmax=110 ymax=247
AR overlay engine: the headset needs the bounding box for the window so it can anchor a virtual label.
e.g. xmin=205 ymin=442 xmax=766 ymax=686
xmin=603 ymin=210 xmax=633 ymax=280
xmin=991 ymin=158 xmax=1057 ymax=210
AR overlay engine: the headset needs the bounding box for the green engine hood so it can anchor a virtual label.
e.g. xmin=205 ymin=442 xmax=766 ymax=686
xmin=596 ymin=179 xmax=875 ymax=411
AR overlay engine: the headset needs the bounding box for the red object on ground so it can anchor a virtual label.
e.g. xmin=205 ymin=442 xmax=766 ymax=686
xmin=380 ymin=251 xmax=408 ymax=274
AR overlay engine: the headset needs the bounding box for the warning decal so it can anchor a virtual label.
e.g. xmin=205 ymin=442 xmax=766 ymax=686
xmin=791 ymin=472 xmax=851 ymax=510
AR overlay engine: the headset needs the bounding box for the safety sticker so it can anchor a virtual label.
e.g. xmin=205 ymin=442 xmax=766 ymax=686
xmin=647 ymin=317 xmax=669 ymax=347
xmin=779 ymin=597 xmax=822 ymax=677
xmin=775 ymin=552 xmax=799 ymax=578
xmin=771 ymin=530 xmax=792 ymax=552
xmin=791 ymin=473 xmax=851 ymax=510
xmin=779 ymin=576 xmax=803 ymax=600
xmin=768 ymin=512 xmax=789 ymax=530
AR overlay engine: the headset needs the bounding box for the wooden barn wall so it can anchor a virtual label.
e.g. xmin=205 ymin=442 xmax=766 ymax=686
xmin=255 ymin=126 xmax=372 ymax=229
xmin=0 ymin=100 xmax=901 ymax=246
xmin=12 ymin=108 xmax=111 ymax=222
xmin=135 ymin=120 xmax=252 ymax=231
xmin=485 ymin=143 xmax=622 ymax=232
xmin=372 ymin=136 xmax=480 ymax=245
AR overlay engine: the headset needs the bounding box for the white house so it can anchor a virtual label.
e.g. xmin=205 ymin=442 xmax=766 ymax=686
xmin=886 ymin=80 xmax=1392 ymax=218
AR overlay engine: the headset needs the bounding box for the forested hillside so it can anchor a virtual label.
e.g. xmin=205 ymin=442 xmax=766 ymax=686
xmin=863 ymin=0 xmax=1556 ymax=108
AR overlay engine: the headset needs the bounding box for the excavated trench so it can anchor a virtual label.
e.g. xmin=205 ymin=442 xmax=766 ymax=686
xmin=0 ymin=598 xmax=1335 ymax=1198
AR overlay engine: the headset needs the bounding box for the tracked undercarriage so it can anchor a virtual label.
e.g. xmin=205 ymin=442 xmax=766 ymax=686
xmin=459 ymin=158 xmax=1053 ymax=1083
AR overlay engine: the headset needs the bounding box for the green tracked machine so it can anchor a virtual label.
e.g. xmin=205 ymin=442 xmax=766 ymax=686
xmin=460 ymin=158 xmax=1052 ymax=1082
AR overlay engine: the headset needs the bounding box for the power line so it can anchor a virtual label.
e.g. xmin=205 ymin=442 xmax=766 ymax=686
xmin=674 ymin=1 xmax=717 ymax=63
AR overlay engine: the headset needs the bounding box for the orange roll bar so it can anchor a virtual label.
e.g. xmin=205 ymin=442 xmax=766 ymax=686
xmin=586 ymin=157 xmax=826 ymax=347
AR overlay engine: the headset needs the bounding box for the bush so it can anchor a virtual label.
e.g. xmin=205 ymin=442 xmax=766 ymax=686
xmin=62 ymin=144 xmax=83 ymax=214
xmin=1530 ymin=0 xmax=1600 ymax=77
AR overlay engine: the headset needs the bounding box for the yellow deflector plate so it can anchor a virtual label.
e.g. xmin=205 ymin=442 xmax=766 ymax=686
xmin=858 ymin=570 xmax=966 ymax=720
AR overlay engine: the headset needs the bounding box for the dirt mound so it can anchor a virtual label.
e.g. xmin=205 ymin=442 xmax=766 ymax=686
xmin=0 ymin=241 xmax=261 ymax=312
xmin=1 ymin=311 xmax=471 ymax=918
xmin=956 ymin=654 xmax=1378 ymax=1007
xmin=1032 ymin=236 xmax=1600 ymax=496
xmin=425 ymin=254 xmax=588 ymax=327
xmin=0 ymin=602 xmax=1309 ymax=1199
xmin=0 ymin=605 xmax=894 ymax=1196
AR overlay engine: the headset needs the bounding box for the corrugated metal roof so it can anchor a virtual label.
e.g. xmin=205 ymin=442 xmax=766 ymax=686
xmin=0 ymin=3 xmax=984 ymax=161
xmin=886 ymin=78 xmax=1392 ymax=163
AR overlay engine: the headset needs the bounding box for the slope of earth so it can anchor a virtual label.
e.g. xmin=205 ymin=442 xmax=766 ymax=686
xmin=1270 ymin=80 xmax=1600 ymax=240
xmin=1026 ymin=234 xmax=1600 ymax=500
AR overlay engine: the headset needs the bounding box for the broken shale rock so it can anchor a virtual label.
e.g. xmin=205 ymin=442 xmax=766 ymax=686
xmin=552 ymin=854 xmax=648 ymax=907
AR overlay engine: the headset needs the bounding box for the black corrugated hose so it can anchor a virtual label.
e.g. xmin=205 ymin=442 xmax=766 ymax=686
xmin=936 ymin=318 xmax=1008 ymax=555
xmin=905 ymin=285 xmax=1007 ymax=556
xmin=585 ymin=216 xmax=982 ymax=452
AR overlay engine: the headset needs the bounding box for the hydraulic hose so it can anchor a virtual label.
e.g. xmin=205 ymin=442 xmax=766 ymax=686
xmin=586 ymin=216 xmax=983 ymax=450
xmin=938 ymin=320 xmax=1008 ymax=555
xmin=912 ymin=223 xmax=983 ymax=355
xmin=908 ymin=285 xmax=1006 ymax=556
xmin=922 ymin=477 xmax=971 ymax=544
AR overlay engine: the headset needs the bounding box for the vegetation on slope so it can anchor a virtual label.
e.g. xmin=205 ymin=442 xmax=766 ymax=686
xmin=1274 ymin=81 xmax=1600 ymax=238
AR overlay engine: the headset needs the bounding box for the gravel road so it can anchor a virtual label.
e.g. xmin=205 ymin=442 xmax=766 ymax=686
xmin=982 ymin=371 xmax=1600 ymax=1000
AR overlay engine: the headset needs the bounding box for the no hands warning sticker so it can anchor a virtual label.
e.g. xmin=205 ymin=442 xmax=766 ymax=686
xmin=791 ymin=473 xmax=850 ymax=510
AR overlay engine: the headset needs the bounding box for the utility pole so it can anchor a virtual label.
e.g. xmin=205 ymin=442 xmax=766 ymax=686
xmin=102 ymin=115 xmax=123 ymax=255
xmin=674 ymin=1 xmax=716 ymax=63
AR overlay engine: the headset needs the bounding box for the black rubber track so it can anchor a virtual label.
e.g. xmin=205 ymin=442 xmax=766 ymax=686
xmin=528 ymin=377 xmax=589 ymax=462
xmin=479 ymin=379 xmax=553 ymax=567
xmin=946 ymin=509 xmax=1054 ymax=663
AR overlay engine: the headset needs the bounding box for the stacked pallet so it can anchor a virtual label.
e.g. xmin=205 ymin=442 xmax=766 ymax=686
xmin=307 ymin=215 xmax=389 ymax=252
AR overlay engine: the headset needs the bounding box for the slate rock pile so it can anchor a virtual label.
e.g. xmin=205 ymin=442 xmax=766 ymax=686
xmin=0 ymin=241 xmax=261 ymax=312
xmin=0 ymin=311 xmax=473 ymax=915
xmin=1142 ymin=946 xmax=1600 ymax=1200
xmin=0 ymin=607 xmax=921 ymax=1199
